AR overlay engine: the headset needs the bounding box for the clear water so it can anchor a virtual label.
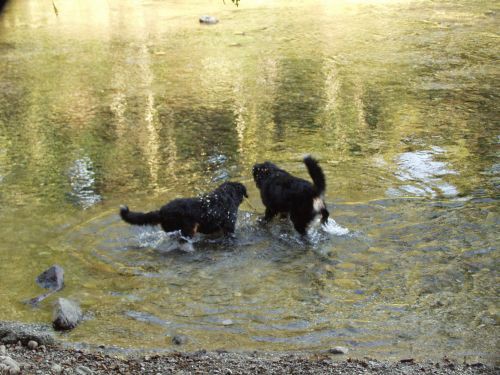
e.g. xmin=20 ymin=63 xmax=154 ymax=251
xmin=0 ymin=0 xmax=498 ymax=363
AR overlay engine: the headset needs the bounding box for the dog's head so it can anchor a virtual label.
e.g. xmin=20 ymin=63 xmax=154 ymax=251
xmin=252 ymin=162 xmax=278 ymax=189
xmin=221 ymin=181 xmax=248 ymax=202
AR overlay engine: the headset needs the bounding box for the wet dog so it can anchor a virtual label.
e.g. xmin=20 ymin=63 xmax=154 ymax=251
xmin=120 ymin=182 xmax=248 ymax=248
xmin=252 ymin=156 xmax=329 ymax=235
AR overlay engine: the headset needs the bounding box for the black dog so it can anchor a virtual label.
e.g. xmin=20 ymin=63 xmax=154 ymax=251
xmin=253 ymin=156 xmax=329 ymax=235
xmin=120 ymin=182 xmax=248 ymax=246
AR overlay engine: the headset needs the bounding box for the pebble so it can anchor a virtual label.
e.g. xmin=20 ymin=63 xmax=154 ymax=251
xmin=75 ymin=365 xmax=94 ymax=374
xmin=199 ymin=15 xmax=219 ymax=24
xmin=0 ymin=355 xmax=21 ymax=374
xmin=172 ymin=335 xmax=188 ymax=345
xmin=0 ymin=345 xmax=5 ymax=355
xmin=329 ymin=346 xmax=349 ymax=355
xmin=27 ymin=340 xmax=38 ymax=350
xmin=222 ymin=319 xmax=233 ymax=326
xmin=51 ymin=363 xmax=63 ymax=374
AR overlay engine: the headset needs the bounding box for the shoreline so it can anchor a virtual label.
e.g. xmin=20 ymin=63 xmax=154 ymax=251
xmin=1 ymin=321 xmax=498 ymax=374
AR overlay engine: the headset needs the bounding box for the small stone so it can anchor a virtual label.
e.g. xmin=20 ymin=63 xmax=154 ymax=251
xmin=221 ymin=319 xmax=233 ymax=326
xmin=225 ymin=369 xmax=233 ymax=375
xmin=329 ymin=346 xmax=349 ymax=355
xmin=0 ymin=355 xmax=21 ymax=374
xmin=172 ymin=335 xmax=188 ymax=345
xmin=27 ymin=340 xmax=38 ymax=350
xmin=75 ymin=365 xmax=93 ymax=375
xmin=51 ymin=364 xmax=63 ymax=374
xmin=400 ymin=358 xmax=415 ymax=363
xmin=0 ymin=345 xmax=5 ymax=355
xmin=144 ymin=355 xmax=150 ymax=361
xmin=199 ymin=15 xmax=218 ymax=24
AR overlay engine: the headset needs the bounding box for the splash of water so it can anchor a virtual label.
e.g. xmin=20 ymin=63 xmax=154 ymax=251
xmin=321 ymin=218 xmax=349 ymax=236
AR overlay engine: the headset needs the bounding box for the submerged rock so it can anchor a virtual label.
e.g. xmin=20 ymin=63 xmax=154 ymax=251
xmin=199 ymin=15 xmax=219 ymax=24
xmin=28 ymin=265 xmax=65 ymax=306
xmin=172 ymin=334 xmax=188 ymax=345
xmin=52 ymin=298 xmax=83 ymax=331
xmin=36 ymin=265 xmax=64 ymax=290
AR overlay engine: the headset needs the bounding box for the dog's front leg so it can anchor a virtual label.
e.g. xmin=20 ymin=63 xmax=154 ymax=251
xmin=262 ymin=207 xmax=277 ymax=223
xmin=178 ymin=222 xmax=198 ymax=252
xmin=222 ymin=221 xmax=237 ymax=238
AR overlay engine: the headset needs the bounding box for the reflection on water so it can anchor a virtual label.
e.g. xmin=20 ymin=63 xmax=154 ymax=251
xmin=0 ymin=0 xmax=498 ymax=363
xmin=388 ymin=147 xmax=458 ymax=198
xmin=68 ymin=157 xmax=101 ymax=209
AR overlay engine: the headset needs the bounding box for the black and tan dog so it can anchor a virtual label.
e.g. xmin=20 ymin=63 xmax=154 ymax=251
xmin=253 ymin=156 xmax=329 ymax=235
xmin=120 ymin=182 xmax=248 ymax=247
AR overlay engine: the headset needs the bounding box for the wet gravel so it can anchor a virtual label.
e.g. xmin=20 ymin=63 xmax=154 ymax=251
xmin=0 ymin=322 xmax=497 ymax=374
xmin=1 ymin=343 xmax=498 ymax=375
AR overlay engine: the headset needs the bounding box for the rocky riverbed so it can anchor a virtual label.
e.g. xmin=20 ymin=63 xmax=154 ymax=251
xmin=1 ymin=342 xmax=498 ymax=375
xmin=0 ymin=322 xmax=498 ymax=375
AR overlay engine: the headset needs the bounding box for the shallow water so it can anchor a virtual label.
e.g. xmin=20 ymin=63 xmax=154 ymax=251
xmin=0 ymin=0 xmax=498 ymax=362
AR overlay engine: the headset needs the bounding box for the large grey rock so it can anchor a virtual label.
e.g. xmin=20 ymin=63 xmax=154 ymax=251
xmin=0 ymin=322 xmax=55 ymax=346
xmin=52 ymin=298 xmax=83 ymax=331
xmin=0 ymin=355 xmax=20 ymax=374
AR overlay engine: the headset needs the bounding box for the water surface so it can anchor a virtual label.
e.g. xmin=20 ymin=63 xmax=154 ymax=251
xmin=0 ymin=0 xmax=498 ymax=363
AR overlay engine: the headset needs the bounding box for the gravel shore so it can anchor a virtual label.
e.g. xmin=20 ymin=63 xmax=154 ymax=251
xmin=1 ymin=322 xmax=497 ymax=374
xmin=1 ymin=343 xmax=498 ymax=375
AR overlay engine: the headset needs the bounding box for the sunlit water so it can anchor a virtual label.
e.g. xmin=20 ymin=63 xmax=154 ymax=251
xmin=0 ymin=0 xmax=498 ymax=363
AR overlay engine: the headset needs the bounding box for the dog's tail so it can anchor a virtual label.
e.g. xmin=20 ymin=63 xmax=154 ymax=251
xmin=304 ymin=156 xmax=326 ymax=196
xmin=120 ymin=205 xmax=161 ymax=226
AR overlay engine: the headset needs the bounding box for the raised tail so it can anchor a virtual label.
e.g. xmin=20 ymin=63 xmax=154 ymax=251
xmin=304 ymin=155 xmax=326 ymax=196
xmin=119 ymin=205 xmax=161 ymax=226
